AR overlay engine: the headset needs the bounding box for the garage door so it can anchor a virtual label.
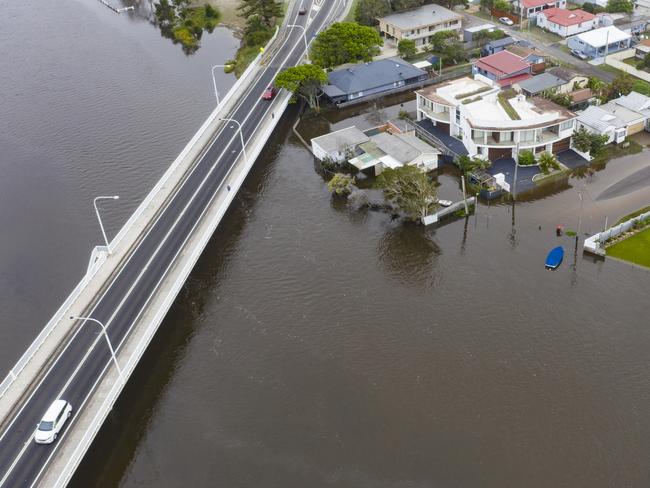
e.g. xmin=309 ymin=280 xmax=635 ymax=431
xmin=552 ymin=137 xmax=570 ymax=153
xmin=488 ymin=147 xmax=512 ymax=160
xmin=436 ymin=122 xmax=450 ymax=135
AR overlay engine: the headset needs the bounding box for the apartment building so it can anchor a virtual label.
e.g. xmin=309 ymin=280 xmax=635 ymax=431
xmin=377 ymin=5 xmax=463 ymax=50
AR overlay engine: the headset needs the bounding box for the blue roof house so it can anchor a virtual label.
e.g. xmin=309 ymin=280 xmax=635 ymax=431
xmin=321 ymin=57 xmax=428 ymax=105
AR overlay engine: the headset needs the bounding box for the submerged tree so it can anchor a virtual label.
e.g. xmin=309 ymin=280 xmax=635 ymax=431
xmin=376 ymin=166 xmax=438 ymax=222
xmin=327 ymin=173 xmax=356 ymax=195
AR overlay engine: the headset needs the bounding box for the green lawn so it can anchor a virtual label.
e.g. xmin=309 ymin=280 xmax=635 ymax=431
xmin=607 ymin=227 xmax=650 ymax=268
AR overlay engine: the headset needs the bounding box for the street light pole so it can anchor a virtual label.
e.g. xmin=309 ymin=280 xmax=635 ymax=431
xmin=219 ymin=117 xmax=248 ymax=164
xmin=70 ymin=315 xmax=125 ymax=384
xmin=210 ymin=64 xmax=230 ymax=105
xmin=512 ymin=142 xmax=519 ymax=201
xmin=93 ymin=195 xmax=119 ymax=254
xmin=287 ymin=24 xmax=309 ymax=61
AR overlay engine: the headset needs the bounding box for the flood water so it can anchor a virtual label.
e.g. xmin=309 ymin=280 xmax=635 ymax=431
xmin=3 ymin=2 xmax=650 ymax=487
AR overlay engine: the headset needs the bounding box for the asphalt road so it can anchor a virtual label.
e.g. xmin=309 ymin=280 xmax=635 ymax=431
xmin=0 ymin=0 xmax=346 ymax=485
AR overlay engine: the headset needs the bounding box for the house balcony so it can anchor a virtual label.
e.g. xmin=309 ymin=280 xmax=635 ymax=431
xmin=419 ymin=105 xmax=450 ymax=123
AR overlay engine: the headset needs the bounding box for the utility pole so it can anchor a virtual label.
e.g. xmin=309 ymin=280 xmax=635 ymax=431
xmin=461 ymin=175 xmax=469 ymax=214
xmin=512 ymin=142 xmax=519 ymax=201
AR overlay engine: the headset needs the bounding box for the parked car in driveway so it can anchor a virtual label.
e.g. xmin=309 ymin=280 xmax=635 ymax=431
xmin=570 ymin=49 xmax=589 ymax=60
xmin=499 ymin=17 xmax=514 ymax=26
xmin=34 ymin=399 xmax=72 ymax=444
xmin=262 ymin=86 xmax=276 ymax=100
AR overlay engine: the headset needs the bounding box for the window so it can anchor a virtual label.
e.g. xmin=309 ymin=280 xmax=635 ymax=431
xmin=559 ymin=120 xmax=574 ymax=131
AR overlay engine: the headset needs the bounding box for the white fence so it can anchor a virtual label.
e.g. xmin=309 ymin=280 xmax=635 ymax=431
xmin=583 ymin=209 xmax=650 ymax=256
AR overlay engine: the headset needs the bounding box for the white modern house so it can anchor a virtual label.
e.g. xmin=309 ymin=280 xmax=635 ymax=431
xmin=513 ymin=0 xmax=566 ymax=19
xmin=416 ymin=76 xmax=577 ymax=161
xmin=536 ymin=8 xmax=598 ymax=37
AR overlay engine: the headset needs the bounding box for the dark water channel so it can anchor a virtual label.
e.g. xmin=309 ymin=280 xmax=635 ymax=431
xmin=3 ymin=2 xmax=650 ymax=487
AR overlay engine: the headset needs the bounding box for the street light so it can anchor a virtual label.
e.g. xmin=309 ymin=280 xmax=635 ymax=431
xmin=94 ymin=195 xmax=119 ymax=255
xmin=287 ymin=24 xmax=309 ymax=61
xmin=219 ymin=117 xmax=248 ymax=164
xmin=210 ymin=65 xmax=230 ymax=105
xmin=70 ymin=315 xmax=125 ymax=384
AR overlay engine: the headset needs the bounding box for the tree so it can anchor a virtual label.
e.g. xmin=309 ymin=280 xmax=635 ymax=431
xmin=275 ymin=64 xmax=328 ymax=111
xmin=494 ymin=0 xmax=511 ymax=11
xmin=397 ymin=39 xmax=417 ymax=59
xmin=391 ymin=0 xmax=424 ymax=10
xmin=572 ymin=126 xmax=610 ymax=157
xmin=238 ymin=0 xmax=282 ymax=28
xmin=328 ymin=173 xmax=356 ymax=195
xmin=375 ymin=166 xmax=438 ymax=221
xmin=608 ymin=72 xmax=634 ymax=99
xmin=538 ymin=152 xmax=560 ymax=174
xmin=642 ymin=51 xmax=650 ymax=70
xmin=589 ymin=133 xmax=609 ymax=157
xmin=354 ymin=0 xmax=390 ymax=26
xmin=430 ymin=30 xmax=465 ymax=65
xmin=310 ymin=22 xmax=383 ymax=68
xmin=480 ymin=0 xmax=495 ymax=12
xmin=572 ymin=126 xmax=593 ymax=153
xmin=438 ymin=0 xmax=469 ymax=9
xmin=517 ymin=150 xmax=536 ymax=166
xmin=606 ymin=0 xmax=634 ymax=12
xmin=457 ymin=155 xmax=490 ymax=174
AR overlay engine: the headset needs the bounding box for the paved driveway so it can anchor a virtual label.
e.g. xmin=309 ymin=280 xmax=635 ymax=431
xmin=487 ymin=157 xmax=539 ymax=195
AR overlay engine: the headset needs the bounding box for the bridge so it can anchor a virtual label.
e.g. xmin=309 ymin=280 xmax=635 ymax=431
xmin=0 ymin=0 xmax=347 ymax=485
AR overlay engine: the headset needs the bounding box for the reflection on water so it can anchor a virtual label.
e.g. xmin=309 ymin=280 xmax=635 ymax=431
xmin=377 ymin=225 xmax=441 ymax=288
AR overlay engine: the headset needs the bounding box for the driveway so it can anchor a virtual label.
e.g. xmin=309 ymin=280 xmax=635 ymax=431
xmin=486 ymin=157 xmax=539 ymax=195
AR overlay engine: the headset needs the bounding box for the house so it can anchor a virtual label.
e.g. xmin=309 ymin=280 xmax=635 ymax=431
xmin=377 ymin=5 xmax=463 ymax=51
xmin=505 ymin=44 xmax=546 ymax=72
xmin=463 ymin=23 xmax=497 ymax=43
xmin=311 ymin=124 xmax=439 ymax=175
xmin=415 ymin=76 xmax=577 ymax=161
xmin=513 ymin=0 xmax=566 ymax=20
xmin=600 ymin=101 xmax=645 ymax=135
xmin=516 ymin=72 xmax=567 ymax=96
xmin=576 ymin=105 xmax=628 ymax=143
xmin=613 ymin=91 xmax=650 ymax=130
xmin=473 ymin=51 xmax=533 ymax=87
xmin=536 ymin=8 xmax=597 ymax=37
xmin=481 ymin=36 xmax=516 ymax=56
xmin=320 ymin=58 xmax=428 ymax=104
xmin=568 ymin=88 xmax=597 ymax=110
xmin=311 ymin=126 xmax=370 ymax=162
xmin=635 ymin=39 xmax=650 ymax=59
xmin=566 ymin=26 xmax=632 ymax=59
xmin=547 ymin=67 xmax=589 ymax=93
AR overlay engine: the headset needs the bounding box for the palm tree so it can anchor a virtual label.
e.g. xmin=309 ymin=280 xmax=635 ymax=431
xmin=538 ymin=152 xmax=560 ymax=174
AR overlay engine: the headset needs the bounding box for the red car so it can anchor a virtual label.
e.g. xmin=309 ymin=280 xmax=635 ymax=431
xmin=262 ymin=86 xmax=276 ymax=100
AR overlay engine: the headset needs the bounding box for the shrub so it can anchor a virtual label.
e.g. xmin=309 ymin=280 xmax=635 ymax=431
xmin=518 ymin=150 xmax=536 ymax=166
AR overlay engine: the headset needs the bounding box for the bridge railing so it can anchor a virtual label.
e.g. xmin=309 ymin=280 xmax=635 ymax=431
xmin=0 ymin=249 xmax=107 ymax=399
xmin=0 ymin=27 xmax=280 ymax=404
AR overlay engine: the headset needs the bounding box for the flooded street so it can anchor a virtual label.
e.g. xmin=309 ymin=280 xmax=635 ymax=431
xmin=2 ymin=2 xmax=650 ymax=487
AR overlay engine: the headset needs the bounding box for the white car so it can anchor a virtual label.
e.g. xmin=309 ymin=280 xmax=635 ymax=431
xmin=499 ymin=17 xmax=514 ymax=26
xmin=34 ymin=399 xmax=72 ymax=444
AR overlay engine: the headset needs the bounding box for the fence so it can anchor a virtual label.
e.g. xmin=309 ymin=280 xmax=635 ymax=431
xmin=583 ymin=210 xmax=650 ymax=256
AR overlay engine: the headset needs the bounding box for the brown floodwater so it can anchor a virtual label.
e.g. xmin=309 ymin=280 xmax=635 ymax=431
xmin=3 ymin=2 xmax=650 ymax=487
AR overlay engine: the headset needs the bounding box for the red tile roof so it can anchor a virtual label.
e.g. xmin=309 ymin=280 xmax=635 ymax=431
xmin=521 ymin=0 xmax=557 ymax=8
xmin=540 ymin=8 xmax=595 ymax=26
xmin=475 ymin=51 xmax=531 ymax=78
